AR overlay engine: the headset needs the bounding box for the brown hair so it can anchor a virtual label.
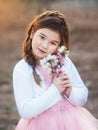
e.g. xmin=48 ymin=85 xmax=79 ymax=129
xmin=23 ymin=10 xmax=70 ymax=85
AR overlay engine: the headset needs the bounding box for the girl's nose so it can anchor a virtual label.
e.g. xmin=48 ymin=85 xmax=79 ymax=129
xmin=41 ymin=41 xmax=49 ymax=49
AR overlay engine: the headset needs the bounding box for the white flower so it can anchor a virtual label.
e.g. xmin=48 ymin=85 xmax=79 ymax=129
xmin=40 ymin=58 xmax=47 ymax=66
xmin=46 ymin=54 xmax=56 ymax=61
xmin=46 ymin=54 xmax=51 ymax=61
xmin=45 ymin=62 xmax=51 ymax=68
xmin=40 ymin=45 xmax=70 ymax=75
xmin=47 ymin=67 xmax=52 ymax=74
xmin=58 ymin=46 xmax=66 ymax=53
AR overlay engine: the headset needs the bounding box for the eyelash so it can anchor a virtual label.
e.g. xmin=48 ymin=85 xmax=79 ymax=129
xmin=40 ymin=35 xmax=57 ymax=45
xmin=40 ymin=35 xmax=45 ymax=40
xmin=51 ymin=42 xmax=57 ymax=45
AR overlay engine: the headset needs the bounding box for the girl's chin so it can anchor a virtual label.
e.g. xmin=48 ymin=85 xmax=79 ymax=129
xmin=34 ymin=52 xmax=49 ymax=60
xmin=35 ymin=55 xmax=46 ymax=61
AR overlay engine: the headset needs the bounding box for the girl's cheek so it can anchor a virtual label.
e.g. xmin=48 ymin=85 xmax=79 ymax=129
xmin=49 ymin=47 xmax=57 ymax=54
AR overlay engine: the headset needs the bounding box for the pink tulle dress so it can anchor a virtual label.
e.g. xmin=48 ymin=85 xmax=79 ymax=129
xmin=15 ymin=66 xmax=98 ymax=130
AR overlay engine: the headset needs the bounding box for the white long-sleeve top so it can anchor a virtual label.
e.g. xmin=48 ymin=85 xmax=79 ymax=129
xmin=13 ymin=57 xmax=88 ymax=119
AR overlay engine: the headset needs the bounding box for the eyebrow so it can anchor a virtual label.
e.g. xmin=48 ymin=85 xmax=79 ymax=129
xmin=40 ymin=33 xmax=59 ymax=44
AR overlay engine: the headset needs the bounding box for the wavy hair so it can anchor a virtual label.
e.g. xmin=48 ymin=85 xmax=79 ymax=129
xmin=23 ymin=10 xmax=70 ymax=85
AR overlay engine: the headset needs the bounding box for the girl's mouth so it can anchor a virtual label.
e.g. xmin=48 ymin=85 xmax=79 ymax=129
xmin=38 ymin=48 xmax=46 ymax=53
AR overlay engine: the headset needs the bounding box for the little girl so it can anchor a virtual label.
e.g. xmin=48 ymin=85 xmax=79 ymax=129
xmin=13 ymin=10 xmax=98 ymax=130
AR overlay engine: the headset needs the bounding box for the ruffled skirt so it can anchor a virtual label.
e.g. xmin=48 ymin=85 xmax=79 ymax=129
xmin=15 ymin=99 xmax=98 ymax=130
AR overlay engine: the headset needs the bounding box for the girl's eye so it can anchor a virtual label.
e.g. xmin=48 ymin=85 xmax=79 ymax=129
xmin=51 ymin=42 xmax=57 ymax=45
xmin=40 ymin=35 xmax=45 ymax=40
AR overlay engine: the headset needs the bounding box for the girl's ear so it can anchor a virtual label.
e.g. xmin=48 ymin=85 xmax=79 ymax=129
xmin=30 ymin=28 xmax=35 ymax=39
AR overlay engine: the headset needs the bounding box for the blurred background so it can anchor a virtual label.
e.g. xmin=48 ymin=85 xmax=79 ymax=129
xmin=0 ymin=0 xmax=98 ymax=129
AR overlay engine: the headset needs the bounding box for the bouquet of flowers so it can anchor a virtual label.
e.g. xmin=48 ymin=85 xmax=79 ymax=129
xmin=40 ymin=46 xmax=69 ymax=76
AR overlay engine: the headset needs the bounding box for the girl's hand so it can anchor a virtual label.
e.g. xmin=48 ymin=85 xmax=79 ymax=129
xmin=62 ymin=73 xmax=72 ymax=97
xmin=63 ymin=85 xmax=72 ymax=97
xmin=53 ymin=72 xmax=72 ymax=94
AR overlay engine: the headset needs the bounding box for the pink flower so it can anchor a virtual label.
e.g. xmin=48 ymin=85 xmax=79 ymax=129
xmin=56 ymin=68 xmax=63 ymax=76
xmin=40 ymin=46 xmax=69 ymax=75
xmin=61 ymin=58 xmax=65 ymax=66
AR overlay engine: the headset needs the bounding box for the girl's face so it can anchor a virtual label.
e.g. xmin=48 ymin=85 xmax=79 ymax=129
xmin=31 ymin=28 xmax=60 ymax=61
